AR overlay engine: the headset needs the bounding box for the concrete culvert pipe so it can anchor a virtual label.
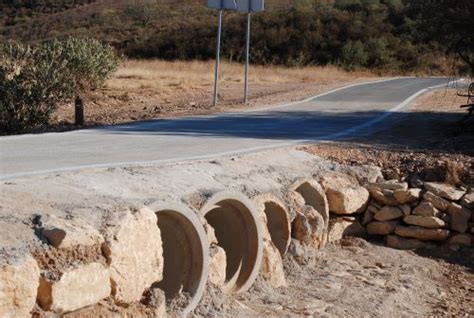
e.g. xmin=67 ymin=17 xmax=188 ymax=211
xmin=201 ymin=191 xmax=263 ymax=294
xmin=253 ymin=194 xmax=291 ymax=257
xmin=290 ymin=179 xmax=329 ymax=226
xmin=147 ymin=202 xmax=209 ymax=315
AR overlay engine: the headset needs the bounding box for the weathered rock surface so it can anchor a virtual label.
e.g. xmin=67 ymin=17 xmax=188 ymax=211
xmin=327 ymin=218 xmax=366 ymax=242
xmin=423 ymin=192 xmax=449 ymax=211
xmin=424 ymin=182 xmax=465 ymax=201
xmin=261 ymin=241 xmax=286 ymax=288
xmin=461 ymin=191 xmax=474 ymax=209
xmin=369 ymin=189 xmax=399 ymax=206
xmin=292 ymin=206 xmax=326 ymax=248
xmin=102 ymin=207 xmax=163 ymax=304
xmin=0 ymin=255 xmax=40 ymax=317
xmin=448 ymin=234 xmax=472 ymax=247
xmin=208 ymin=246 xmax=226 ymax=287
xmin=362 ymin=210 xmax=373 ymax=225
xmin=413 ymin=201 xmax=441 ymax=217
xmin=366 ymin=221 xmax=398 ymax=235
xmin=367 ymin=180 xmax=408 ymax=191
xmin=393 ymin=188 xmax=422 ymax=204
xmin=143 ymin=287 xmax=167 ymax=318
xmin=374 ymin=206 xmax=403 ymax=222
xmin=403 ymin=215 xmax=446 ymax=229
xmin=320 ymin=174 xmax=369 ymax=215
xmin=394 ymin=225 xmax=450 ymax=241
xmin=386 ymin=235 xmax=431 ymax=250
xmin=344 ymin=165 xmax=383 ymax=184
xmin=446 ymin=203 xmax=471 ymax=233
xmin=37 ymin=262 xmax=110 ymax=313
xmin=399 ymin=204 xmax=411 ymax=216
xmin=38 ymin=214 xmax=104 ymax=249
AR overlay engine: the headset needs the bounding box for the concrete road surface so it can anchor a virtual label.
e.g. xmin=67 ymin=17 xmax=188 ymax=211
xmin=0 ymin=77 xmax=450 ymax=180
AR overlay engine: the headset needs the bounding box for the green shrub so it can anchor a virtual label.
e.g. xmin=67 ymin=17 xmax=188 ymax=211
xmin=0 ymin=38 xmax=119 ymax=132
xmin=340 ymin=40 xmax=368 ymax=69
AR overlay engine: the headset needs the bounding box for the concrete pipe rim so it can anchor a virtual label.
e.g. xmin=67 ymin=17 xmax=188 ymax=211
xmin=253 ymin=194 xmax=291 ymax=257
xmin=147 ymin=201 xmax=209 ymax=315
xmin=290 ymin=178 xmax=329 ymax=227
xmin=200 ymin=191 xmax=263 ymax=294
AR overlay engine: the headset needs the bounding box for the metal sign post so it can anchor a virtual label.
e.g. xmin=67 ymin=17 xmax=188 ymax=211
xmin=213 ymin=9 xmax=223 ymax=106
xmin=207 ymin=0 xmax=264 ymax=105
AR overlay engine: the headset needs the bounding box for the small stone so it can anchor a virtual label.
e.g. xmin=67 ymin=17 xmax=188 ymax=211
xmin=327 ymin=218 xmax=366 ymax=242
xmin=367 ymin=180 xmax=408 ymax=191
xmin=369 ymin=189 xmax=399 ymax=206
xmin=367 ymin=221 xmax=398 ymax=235
xmin=208 ymin=246 xmax=226 ymax=287
xmin=424 ymin=182 xmax=466 ymax=201
xmin=446 ymin=203 xmax=471 ymax=233
xmin=461 ymin=192 xmax=474 ymax=209
xmin=386 ymin=235 xmax=430 ymax=250
xmin=413 ymin=201 xmax=441 ymax=217
xmin=37 ymin=262 xmax=110 ymax=313
xmin=394 ymin=188 xmax=422 ymax=204
xmin=399 ymin=204 xmax=411 ymax=216
xmin=395 ymin=225 xmax=450 ymax=241
xmin=448 ymin=234 xmax=472 ymax=247
xmin=424 ymin=192 xmax=449 ymax=211
xmin=367 ymin=204 xmax=380 ymax=214
xmin=292 ymin=206 xmax=325 ymax=248
xmin=374 ymin=206 xmax=403 ymax=221
xmin=362 ymin=210 xmax=373 ymax=225
xmin=403 ymin=215 xmax=446 ymax=229
xmin=0 ymin=255 xmax=40 ymax=317
xmin=320 ymin=173 xmax=369 ymax=215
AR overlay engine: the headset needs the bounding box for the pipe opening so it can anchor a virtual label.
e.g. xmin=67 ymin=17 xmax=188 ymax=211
xmin=152 ymin=205 xmax=208 ymax=314
xmin=294 ymin=181 xmax=329 ymax=226
xmin=202 ymin=196 xmax=262 ymax=293
xmin=263 ymin=201 xmax=290 ymax=257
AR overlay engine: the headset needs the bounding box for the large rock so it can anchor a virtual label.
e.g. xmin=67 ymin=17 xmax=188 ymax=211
xmin=0 ymin=255 xmax=40 ymax=317
xmin=403 ymin=215 xmax=446 ymax=229
xmin=261 ymin=241 xmax=286 ymax=288
xmin=367 ymin=180 xmax=408 ymax=191
xmin=320 ymin=173 xmax=369 ymax=215
xmin=327 ymin=218 xmax=366 ymax=242
xmin=461 ymin=191 xmax=474 ymax=209
xmin=386 ymin=235 xmax=430 ymax=250
xmin=446 ymin=203 xmax=471 ymax=233
xmin=369 ymin=189 xmax=399 ymax=206
xmin=413 ymin=201 xmax=441 ymax=217
xmin=37 ymin=262 xmax=110 ymax=313
xmin=292 ymin=206 xmax=325 ymax=248
xmin=423 ymin=192 xmax=449 ymax=211
xmin=393 ymin=188 xmax=422 ymax=204
xmin=367 ymin=221 xmax=398 ymax=235
xmin=208 ymin=246 xmax=226 ymax=287
xmin=448 ymin=234 xmax=472 ymax=247
xmin=374 ymin=206 xmax=403 ymax=222
xmin=102 ymin=207 xmax=163 ymax=304
xmin=394 ymin=225 xmax=450 ymax=241
xmin=424 ymin=182 xmax=465 ymax=201
xmin=344 ymin=165 xmax=383 ymax=184
xmin=38 ymin=214 xmax=104 ymax=249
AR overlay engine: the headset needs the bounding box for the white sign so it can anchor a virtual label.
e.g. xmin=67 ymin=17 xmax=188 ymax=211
xmin=207 ymin=0 xmax=264 ymax=12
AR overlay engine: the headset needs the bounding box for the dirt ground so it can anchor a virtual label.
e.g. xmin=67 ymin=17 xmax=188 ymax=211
xmin=194 ymin=237 xmax=473 ymax=317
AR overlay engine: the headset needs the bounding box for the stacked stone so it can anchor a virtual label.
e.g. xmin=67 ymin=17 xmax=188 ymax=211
xmin=363 ymin=180 xmax=473 ymax=250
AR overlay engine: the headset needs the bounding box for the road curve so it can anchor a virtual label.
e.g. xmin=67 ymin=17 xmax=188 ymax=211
xmin=0 ymin=77 xmax=449 ymax=180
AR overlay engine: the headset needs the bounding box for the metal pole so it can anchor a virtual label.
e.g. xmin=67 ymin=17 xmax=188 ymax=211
xmin=213 ymin=9 xmax=223 ymax=106
xmin=244 ymin=12 xmax=251 ymax=104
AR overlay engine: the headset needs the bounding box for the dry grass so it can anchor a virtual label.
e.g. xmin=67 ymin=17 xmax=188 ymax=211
xmin=106 ymin=59 xmax=373 ymax=96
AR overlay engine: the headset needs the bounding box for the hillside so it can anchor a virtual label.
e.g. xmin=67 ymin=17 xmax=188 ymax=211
xmin=0 ymin=0 xmax=470 ymax=73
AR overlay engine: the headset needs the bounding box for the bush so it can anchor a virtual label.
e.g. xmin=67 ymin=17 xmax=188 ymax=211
xmin=0 ymin=38 xmax=119 ymax=132
xmin=340 ymin=40 xmax=368 ymax=69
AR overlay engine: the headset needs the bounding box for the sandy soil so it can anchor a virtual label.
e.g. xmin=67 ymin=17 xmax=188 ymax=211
xmin=194 ymin=237 xmax=473 ymax=317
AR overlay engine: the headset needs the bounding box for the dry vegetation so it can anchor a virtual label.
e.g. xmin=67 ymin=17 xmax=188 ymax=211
xmin=52 ymin=59 xmax=376 ymax=128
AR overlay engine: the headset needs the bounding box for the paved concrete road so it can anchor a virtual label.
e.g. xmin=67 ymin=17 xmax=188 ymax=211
xmin=0 ymin=77 xmax=449 ymax=179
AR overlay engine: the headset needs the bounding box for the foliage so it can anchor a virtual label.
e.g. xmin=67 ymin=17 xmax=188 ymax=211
xmin=0 ymin=38 xmax=118 ymax=132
